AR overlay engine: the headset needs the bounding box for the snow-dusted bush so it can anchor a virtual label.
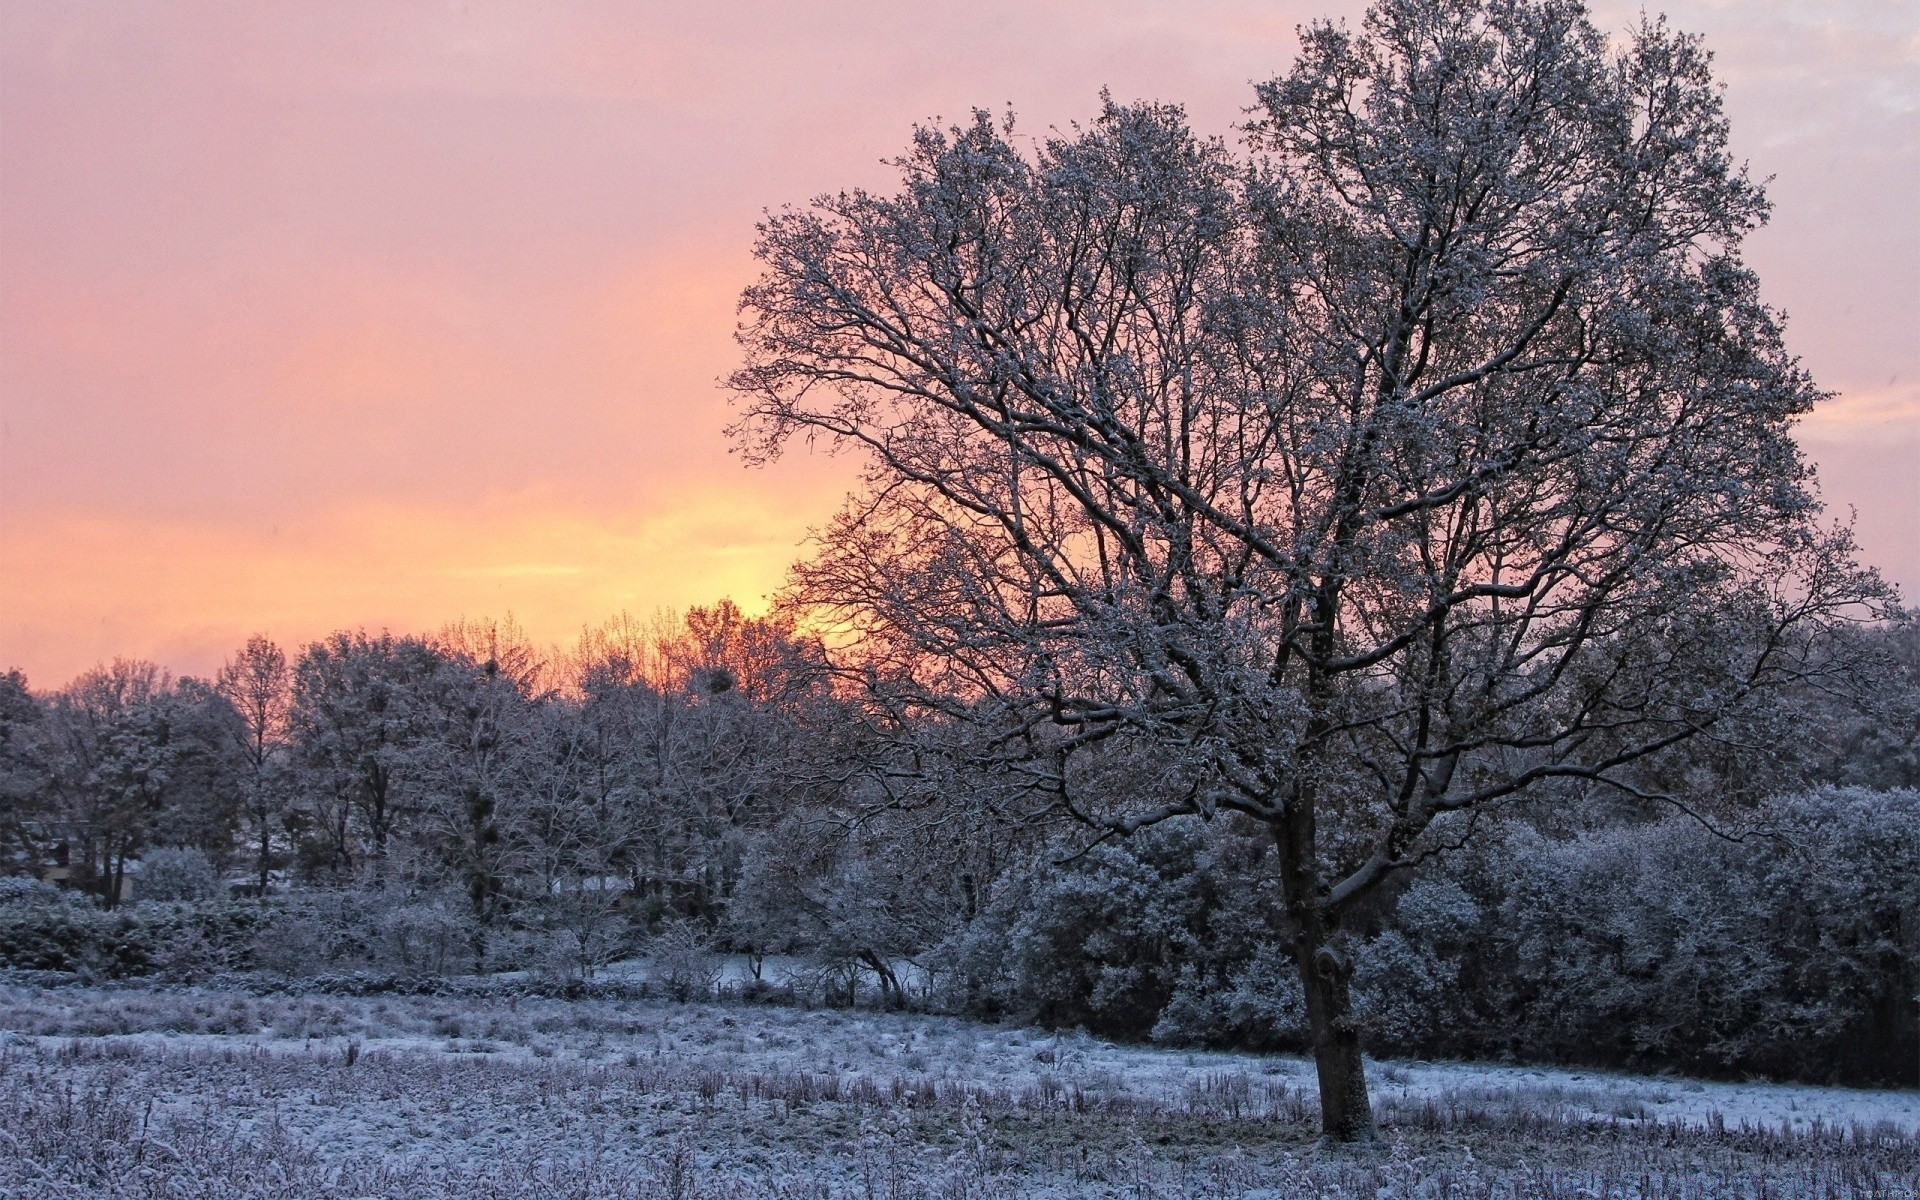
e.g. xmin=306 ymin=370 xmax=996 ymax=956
xmin=375 ymin=891 xmax=473 ymax=975
xmin=936 ymin=789 xmax=1916 ymax=1085
xmin=242 ymin=886 xmax=476 ymax=980
xmin=0 ymin=873 xmax=62 ymax=905
xmin=1351 ymin=876 xmax=1480 ymax=1056
xmin=0 ymin=899 xmax=266 ymax=978
xmin=730 ymin=813 xmax=967 ymax=1009
xmin=949 ymin=822 xmax=1297 ymax=1044
xmin=0 ymin=903 xmax=119 ymax=973
xmin=923 ymin=900 xmax=1022 ymax=1019
xmin=1351 ymin=931 xmax=1455 ymax=1055
xmin=1003 ymin=836 xmax=1192 ymax=1038
xmin=648 ymin=919 xmax=722 ymax=1002
xmin=1216 ymin=943 xmax=1311 ymax=1049
xmin=525 ymin=884 xmax=640 ymax=984
xmin=136 ymin=846 xmax=223 ymax=902
xmin=1487 ymin=787 xmax=1920 ymax=1082
xmin=953 ymin=821 xmax=1459 ymax=1053
xmin=243 ymin=891 xmax=353 ymax=978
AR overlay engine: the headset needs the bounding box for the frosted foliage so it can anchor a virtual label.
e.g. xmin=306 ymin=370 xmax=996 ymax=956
xmin=0 ymin=874 xmax=59 ymax=904
xmin=1353 ymin=930 xmax=1455 ymax=1051
xmin=137 ymin=847 xmax=222 ymax=903
xmin=1351 ymin=878 xmax=1478 ymax=1053
xmin=1223 ymin=944 xmax=1312 ymax=1047
xmin=245 ymin=888 xmax=474 ymax=979
xmin=1006 ymin=841 xmax=1188 ymax=1038
xmin=730 ymin=0 xmax=1892 ymax=1139
xmin=648 ymin=920 xmax=723 ymax=1002
xmin=926 ymin=789 xmax=1916 ymax=1084
xmin=1494 ymin=787 xmax=1920 ymax=1078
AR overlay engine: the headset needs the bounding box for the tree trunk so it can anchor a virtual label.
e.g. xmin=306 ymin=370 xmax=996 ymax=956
xmin=1293 ymin=929 xmax=1373 ymax=1142
xmin=257 ymin=805 xmax=272 ymax=897
xmin=862 ymin=951 xmax=903 ymax=1008
xmin=1275 ymin=801 xmax=1375 ymax=1141
xmin=107 ymin=846 xmax=127 ymax=910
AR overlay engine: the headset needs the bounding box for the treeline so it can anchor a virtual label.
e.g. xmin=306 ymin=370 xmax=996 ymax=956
xmin=0 ymin=606 xmax=1916 ymax=1085
xmin=0 ymin=605 xmax=869 ymax=966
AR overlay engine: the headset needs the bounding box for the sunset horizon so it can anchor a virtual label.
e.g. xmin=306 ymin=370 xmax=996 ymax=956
xmin=5 ymin=0 xmax=1916 ymax=688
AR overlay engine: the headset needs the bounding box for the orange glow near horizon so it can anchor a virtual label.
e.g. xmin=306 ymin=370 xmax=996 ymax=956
xmin=0 ymin=484 xmax=849 ymax=687
xmin=3 ymin=0 xmax=1916 ymax=689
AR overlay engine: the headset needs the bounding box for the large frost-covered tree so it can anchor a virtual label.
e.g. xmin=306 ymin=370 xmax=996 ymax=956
xmin=730 ymin=0 xmax=1892 ymax=1139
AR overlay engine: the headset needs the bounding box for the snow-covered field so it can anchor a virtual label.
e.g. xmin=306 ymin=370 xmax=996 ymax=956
xmin=2 ymin=980 xmax=1916 ymax=1198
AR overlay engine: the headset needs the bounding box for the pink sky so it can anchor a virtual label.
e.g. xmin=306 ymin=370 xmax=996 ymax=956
xmin=3 ymin=0 xmax=1916 ymax=687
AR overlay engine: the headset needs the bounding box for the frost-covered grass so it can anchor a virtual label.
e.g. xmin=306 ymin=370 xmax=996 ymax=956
xmin=2 ymin=982 xmax=1917 ymax=1198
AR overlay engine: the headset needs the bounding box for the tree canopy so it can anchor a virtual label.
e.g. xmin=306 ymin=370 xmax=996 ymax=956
xmin=730 ymin=0 xmax=1893 ymax=1139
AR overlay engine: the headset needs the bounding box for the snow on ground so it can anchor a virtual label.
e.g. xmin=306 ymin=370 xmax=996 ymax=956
xmin=1 ymin=979 xmax=1916 ymax=1197
xmin=2 ymin=979 xmax=1912 ymax=1137
xmin=1369 ymin=1057 xmax=1920 ymax=1136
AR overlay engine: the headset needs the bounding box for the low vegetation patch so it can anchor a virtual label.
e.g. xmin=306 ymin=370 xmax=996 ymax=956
xmin=1 ymin=985 xmax=1915 ymax=1198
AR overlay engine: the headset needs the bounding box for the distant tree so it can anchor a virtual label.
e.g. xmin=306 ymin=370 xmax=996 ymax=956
xmin=555 ymin=606 xmax=831 ymax=925
xmin=727 ymin=713 xmax=1052 ymax=1006
xmin=671 ymin=599 xmax=827 ymax=708
xmin=731 ymin=807 xmax=959 ymax=1007
xmin=217 ymin=635 xmax=291 ymax=894
xmin=287 ymin=632 xmax=444 ymax=880
xmin=542 ymin=621 xmax=658 ymax=892
xmin=437 ymin=614 xmax=548 ymax=695
xmin=506 ymin=622 xmax=663 ymax=974
xmin=157 ymin=676 xmax=248 ymax=857
xmin=414 ymin=618 xmax=547 ymax=970
xmin=138 ymin=844 xmax=223 ymax=902
xmin=730 ymin=0 xmax=1892 ymax=1138
xmin=43 ymin=661 xmax=241 ymax=905
xmin=0 ymin=671 xmax=51 ymax=875
xmin=1816 ymin=613 xmax=1920 ymax=790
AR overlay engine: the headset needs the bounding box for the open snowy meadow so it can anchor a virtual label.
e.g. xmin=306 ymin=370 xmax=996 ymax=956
xmin=3 ymin=981 xmax=1916 ymax=1199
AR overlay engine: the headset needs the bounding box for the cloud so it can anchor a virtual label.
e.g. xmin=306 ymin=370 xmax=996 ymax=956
xmin=1801 ymin=381 xmax=1920 ymax=439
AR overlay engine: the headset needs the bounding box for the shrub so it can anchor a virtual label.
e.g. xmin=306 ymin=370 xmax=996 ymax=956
xmin=1486 ymin=788 xmax=1920 ymax=1082
xmin=0 ymin=897 xmax=267 ymax=979
xmin=247 ymin=888 xmax=475 ymax=979
xmin=0 ymin=874 xmax=61 ymax=905
xmin=938 ymin=788 xmax=1919 ymax=1086
xmin=137 ymin=847 xmax=223 ymax=903
xmin=648 ymin=920 xmax=722 ymax=1002
xmin=952 ymin=822 xmax=1291 ymax=1041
